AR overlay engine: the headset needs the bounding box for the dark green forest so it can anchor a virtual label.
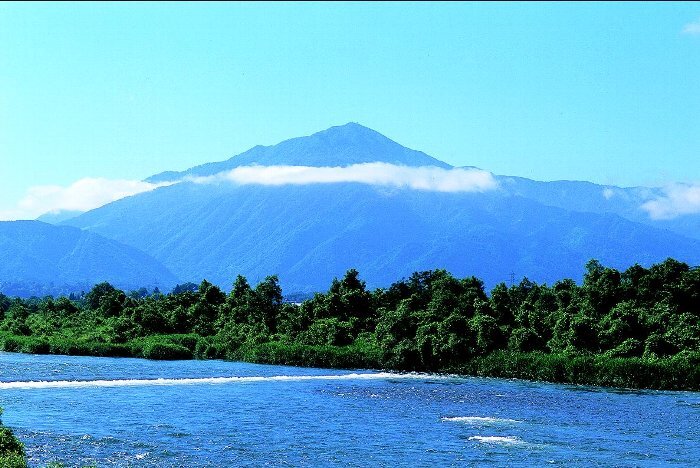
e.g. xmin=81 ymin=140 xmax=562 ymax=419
xmin=1 ymin=258 xmax=699 ymax=390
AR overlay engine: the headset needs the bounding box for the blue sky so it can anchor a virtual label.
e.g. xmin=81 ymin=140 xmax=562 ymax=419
xmin=1 ymin=2 xmax=699 ymax=219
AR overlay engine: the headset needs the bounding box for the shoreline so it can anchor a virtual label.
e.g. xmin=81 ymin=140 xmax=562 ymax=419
xmin=1 ymin=335 xmax=697 ymax=392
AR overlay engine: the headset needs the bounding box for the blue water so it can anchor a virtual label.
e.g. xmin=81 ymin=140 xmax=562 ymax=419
xmin=1 ymin=352 xmax=699 ymax=467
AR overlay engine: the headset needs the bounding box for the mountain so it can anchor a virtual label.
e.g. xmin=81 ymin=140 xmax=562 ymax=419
xmin=62 ymin=123 xmax=700 ymax=293
xmin=64 ymin=181 xmax=700 ymax=292
xmin=0 ymin=221 xmax=178 ymax=296
xmin=146 ymin=123 xmax=450 ymax=183
xmin=498 ymin=176 xmax=700 ymax=242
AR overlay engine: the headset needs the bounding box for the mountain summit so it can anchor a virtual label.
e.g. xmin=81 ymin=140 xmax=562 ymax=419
xmin=146 ymin=123 xmax=450 ymax=183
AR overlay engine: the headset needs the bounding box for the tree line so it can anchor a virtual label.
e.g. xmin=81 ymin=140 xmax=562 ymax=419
xmin=1 ymin=258 xmax=699 ymax=389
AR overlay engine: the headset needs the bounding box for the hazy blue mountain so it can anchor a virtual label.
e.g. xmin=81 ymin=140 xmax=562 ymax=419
xmin=146 ymin=122 xmax=451 ymax=183
xmin=499 ymin=176 xmax=700 ymax=241
xmin=62 ymin=123 xmax=700 ymax=293
xmin=0 ymin=221 xmax=178 ymax=296
xmin=650 ymin=214 xmax=700 ymax=242
xmin=499 ymin=176 xmax=655 ymax=217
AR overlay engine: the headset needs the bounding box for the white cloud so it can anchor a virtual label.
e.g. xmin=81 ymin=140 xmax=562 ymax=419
xmin=0 ymin=164 xmax=498 ymax=221
xmin=641 ymin=183 xmax=700 ymax=220
xmin=602 ymin=188 xmax=615 ymax=200
xmin=189 ymin=163 xmax=499 ymax=193
xmin=0 ymin=178 xmax=172 ymax=221
xmin=682 ymin=19 xmax=700 ymax=35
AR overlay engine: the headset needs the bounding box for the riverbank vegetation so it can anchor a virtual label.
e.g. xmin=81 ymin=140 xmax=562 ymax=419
xmin=1 ymin=258 xmax=699 ymax=390
xmin=0 ymin=407 xmax=27 ymax=468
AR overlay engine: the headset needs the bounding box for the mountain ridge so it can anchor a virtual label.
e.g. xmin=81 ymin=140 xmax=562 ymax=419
xmin=0 ymin=220 xmax=179 ymax=296
xmin=145 ymin=122 xmax=451 ymax=183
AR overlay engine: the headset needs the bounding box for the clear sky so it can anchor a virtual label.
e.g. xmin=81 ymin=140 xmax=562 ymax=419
xmin=1 ymin=2 xmax=699 ymax=219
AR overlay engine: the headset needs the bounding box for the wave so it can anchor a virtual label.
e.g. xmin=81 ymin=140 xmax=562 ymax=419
xmin=468 ymin=436 xmax=525 ymax=445
xmin=0 ymin=372 xmax=434 ymax=390
xmin=441 ymin=416 xmax=521 ymax=424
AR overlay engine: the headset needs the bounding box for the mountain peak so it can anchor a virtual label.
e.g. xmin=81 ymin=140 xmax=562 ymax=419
xmin=311 ymin=122 xmax=402 ymax=147
xmin=306 ymin=122 xmax=402 ymax=147
xmin=327 ymin=121 xmax=368 ymax=131
xmin=319 ymin=121 xmax=380 ymax=136
xmin=146 ymin=123 xmax=451 ymax=182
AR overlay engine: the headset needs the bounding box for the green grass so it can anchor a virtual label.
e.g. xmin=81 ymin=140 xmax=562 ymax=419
xmin=458 ymin=350 xmax=700 ymax=390
xmin=233 ymin=339 xmax=383 ymax=370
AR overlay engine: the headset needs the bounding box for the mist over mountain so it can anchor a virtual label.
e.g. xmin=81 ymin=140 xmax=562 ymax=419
xmin=59 ymin=123 xmax=700 ymax=293
xmin=0 ymin=221 xmax=178 ymax=296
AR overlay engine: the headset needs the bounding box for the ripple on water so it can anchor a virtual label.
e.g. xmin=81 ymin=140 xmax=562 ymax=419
xmin=441 ymin=416 xmax=522 ymax=424
xmin=468 ymin=435 xmax=526 ymax=445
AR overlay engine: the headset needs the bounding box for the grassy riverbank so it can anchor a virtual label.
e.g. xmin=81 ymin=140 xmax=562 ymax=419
xmin=1 ymin=258 xmax=700 ymax=391
xmin=1 ymin=331 xmax=698 ymax=391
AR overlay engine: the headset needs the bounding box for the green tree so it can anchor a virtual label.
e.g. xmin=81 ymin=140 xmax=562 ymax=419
xmin=188 ymin=280 xmax=225 ymax=336
xmin=375 ymin=301 xmax=420 ymax=369
xmin=0 ymin=407 xmax=27 ymax=468
xmin=582 ymin=259 xmax=622 ymax=318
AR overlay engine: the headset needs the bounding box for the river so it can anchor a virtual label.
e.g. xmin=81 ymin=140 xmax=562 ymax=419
xmin=1 ymin=352 xmax=699 ymax=466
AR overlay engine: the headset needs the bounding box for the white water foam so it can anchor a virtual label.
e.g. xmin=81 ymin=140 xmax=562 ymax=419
xmin=0 ymin=372 xmax=434 ymax=390
xmin=468 ymin=436 xmax=524 ymax=445
xmin=441 ymin=416 xmax=521 ymax=424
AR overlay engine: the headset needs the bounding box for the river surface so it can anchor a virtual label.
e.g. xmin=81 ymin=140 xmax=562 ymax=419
xmin=0 ymin=352 xmax=699 ymax=467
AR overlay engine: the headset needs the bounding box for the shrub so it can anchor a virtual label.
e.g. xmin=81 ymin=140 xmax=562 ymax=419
xmin=0 ymin=427 xmax=24 ymax=458
xmin=141 ymin=342 xmax=193 ymax=360
xmin=0 ymin=454 xmax=27 ymax=468
xmin=0 ymin=415 xmax=27 ymax=468
xmin=238 ymin=341 xmax=382 ymax=370
xmin=0 ymin=335 xmax=49 ymax=354
xmin=160 ymin=334 xmax=201 ymax=351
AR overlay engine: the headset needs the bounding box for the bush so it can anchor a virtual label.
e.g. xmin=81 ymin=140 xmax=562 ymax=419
xmin=604 ymin=338 xmax=643 ymax=358
xmin=0 ymin=418 xmax=27 ymax=468
xmin=0 ymin=427 xmax=24 ymax=458
xmin=238 ymin=341 xmax=382 ymax=370
xmin=0 ymin=336 xmax=23 ymax=353
xmin=84 ymin=342 xmax=132 ymax=358
xmin=141 ymin=342 xmax=193 ymax=360
xmin=0 ymin=335 xmax=49 ymax=354
xmin=159 ymin=334 xmax=201 ymax=351
xmin=194 ymin=337 xmax=224 ymax=360
xmin=42 ymin=337 xmax=130 ymax=358
xmin=0 ymin=454 xmax=27 ymax=468
xmin=457 ymin=351 xmax=700 ymax=391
